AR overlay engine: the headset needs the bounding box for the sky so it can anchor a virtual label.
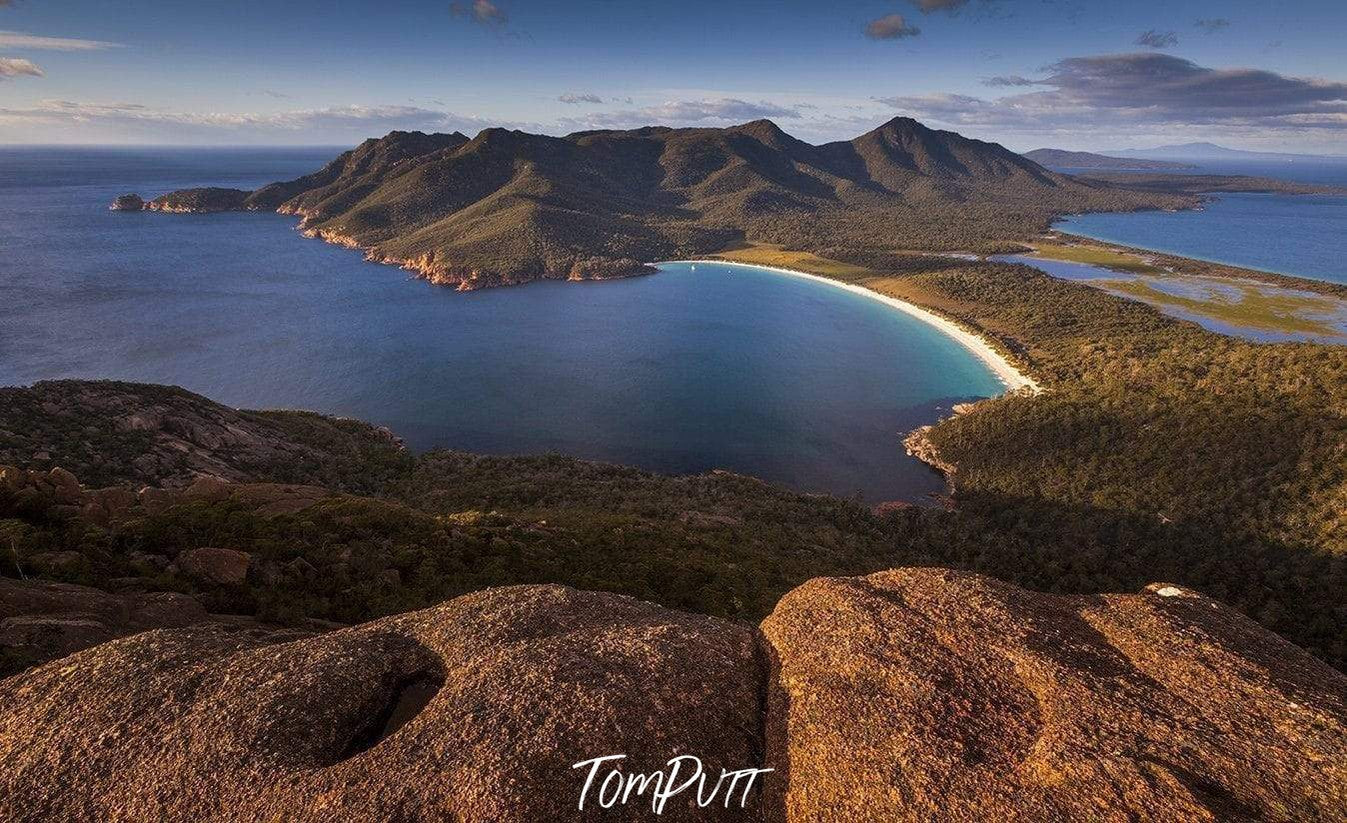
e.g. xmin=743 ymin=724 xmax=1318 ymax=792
xmin=1 ymin=0 xmax=1345 ymax=153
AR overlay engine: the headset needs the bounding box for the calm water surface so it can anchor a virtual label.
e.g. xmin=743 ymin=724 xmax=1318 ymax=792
xmin=1057 ymin=193 xmax=1347 ymax=286
xmin=0 ymin=147 xmax=1006 ymax=503
xmin=1049 ymin=160 xmax=1347 ymax=285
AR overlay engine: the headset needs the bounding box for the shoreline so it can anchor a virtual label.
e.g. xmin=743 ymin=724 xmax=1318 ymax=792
xmin=663 ymin=259 xmax=1041 ymax=396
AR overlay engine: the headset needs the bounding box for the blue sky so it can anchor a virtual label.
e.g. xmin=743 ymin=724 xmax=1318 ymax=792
xmin=1 ymin=0 xmax=1344 ymax=151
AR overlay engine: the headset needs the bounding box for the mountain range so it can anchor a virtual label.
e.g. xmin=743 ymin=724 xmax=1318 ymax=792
xmin=129 ymin=117 xmax=1184 ymax=289
xmin=1114 ymin=142 xmax=1347 ymax=163
xmin=1022 ymin=148 xmax=1195 ymax=170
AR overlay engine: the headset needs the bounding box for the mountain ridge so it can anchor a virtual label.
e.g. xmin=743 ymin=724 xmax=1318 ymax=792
xmin=1116 ymin=141 xmax=1347 ymax=162
xmin=1023 ymin=148 xmax=1196 ymax=170
xmin=124 ymin=117 xmax=1188 ymax=290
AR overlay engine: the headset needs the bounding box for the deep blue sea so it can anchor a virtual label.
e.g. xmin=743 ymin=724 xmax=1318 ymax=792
xmin=1052 ymin=159 xmax=1347 ymax=285
xmin=0 ymin=147 xmax=1006 ymax=503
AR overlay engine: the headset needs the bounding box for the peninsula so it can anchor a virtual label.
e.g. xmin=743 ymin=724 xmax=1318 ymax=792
xmin=118 ymin=118 xmax=1193 ymax=290
xmin=1022 ymin=147 xmax=1197 ymax=170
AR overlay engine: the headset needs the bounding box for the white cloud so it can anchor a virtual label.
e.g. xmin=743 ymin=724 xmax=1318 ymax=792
xmin=0 ymin=56 xmax=42 ymax=79
xmin=0 ymin=30 xmax=122 ymax=51
xmin=865 ymin=14 xmax=920 ymax=40
xmin=878 ymin=53 xmax=1347 ymax=139
xmin=558 ymin=98 xmax=806 ymax=131
xmin=0 ymin=101 xmax=515 ymax=144
xmin=558 ymin=93 xmax=603 ymax=105
xmin=450 ymin=0 xmax=507 ymax=26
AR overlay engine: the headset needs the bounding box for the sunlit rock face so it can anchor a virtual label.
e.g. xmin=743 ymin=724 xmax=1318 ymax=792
xmin=760 ymin=568 xmax=1347 ymax=822
xmin=0 ymin=584 xmax=764 ymax=822
xmin=2 ymin=569 xmax=1344 ymax=822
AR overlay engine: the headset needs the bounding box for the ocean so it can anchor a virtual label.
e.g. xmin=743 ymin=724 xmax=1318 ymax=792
xmin=1052 ymin=158 xmax=1347 ymax=285
xmin=0 ymin=147 xmax=1005 ymax=504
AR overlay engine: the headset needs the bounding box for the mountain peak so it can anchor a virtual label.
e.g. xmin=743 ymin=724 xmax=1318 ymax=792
xmin=872 ymin=115 xmax=927 ymax=134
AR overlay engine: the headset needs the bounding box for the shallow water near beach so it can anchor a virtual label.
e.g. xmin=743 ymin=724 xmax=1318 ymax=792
xmin=0 ymin=147 xmax=1006 ymax=503
xmin=995 ymin=253 xmax=1347 ymax=343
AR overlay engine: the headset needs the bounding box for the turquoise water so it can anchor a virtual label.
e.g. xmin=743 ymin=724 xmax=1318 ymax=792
xmin=1057 ymin=192 xmax=1347 ymax=286
xmin=0 ymin=148 xmax=1005 ymax=503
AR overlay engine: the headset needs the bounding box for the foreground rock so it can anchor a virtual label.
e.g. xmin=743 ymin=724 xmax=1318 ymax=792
xmin=3 ymin=571 xmax=1344 ymax=821
xmin=761 ymin=568 xmax=1347 ymax=822
xmin=0 ymin=585 xmax=763 ymax=822
xmin=0 ymin=578 xmax=210 ymax=675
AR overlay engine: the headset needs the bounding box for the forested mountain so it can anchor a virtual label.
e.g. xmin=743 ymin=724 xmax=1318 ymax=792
xmin=134 ymin=118 xmax=1187 ymax=288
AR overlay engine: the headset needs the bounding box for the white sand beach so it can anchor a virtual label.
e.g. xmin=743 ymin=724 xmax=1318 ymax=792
xmin=666 ymin=260 xmax=1041 ymax=395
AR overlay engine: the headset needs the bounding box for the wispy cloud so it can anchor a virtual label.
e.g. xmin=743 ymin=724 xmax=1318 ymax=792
xmin=1194 ymin=18 xmax=1230 ymax=34
xmin=879 ymin=52 xmax=1347 ymax=137
xmin=982 ymin=74 xmax=1036 ymax=87
xmin=1135 ymin=30 xmax=1178 ymax=49
xmin=865 ymin=14 xmax=921 ymax=40
xmin=558 ymin=98 xmax=807 ymax=131
xmin=450 ymin=0 xmax=506 ymax=26
xmin=558 ymin=93 xmax=603 ymax=105
xmin=0 ymin=100 xmax=513 ymax=143
xmin=911 ymin=0 xmax=969 ymax=12
xmin=0 ymin=56 xmax=41 ymax=78
xmin=0 ymin=30 xmax=122 ymax=51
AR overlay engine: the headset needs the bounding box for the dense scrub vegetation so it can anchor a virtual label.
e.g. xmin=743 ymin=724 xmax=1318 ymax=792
xmin=862 ymin=261 xmax=1347 ymax=663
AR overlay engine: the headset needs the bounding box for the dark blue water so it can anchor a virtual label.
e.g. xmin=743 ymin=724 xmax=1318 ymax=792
xmin=1058 ymin=193 xmax=1347 ymax=285
xmin=0 ymin=147 xmax=1005 ymax=503
xmin=1050 ymin=159 xmax=1347 ymax=285
xmin=1050 ymin=158 xmax=1347 ymax=188
xmin=1145 ymin=158 xmax=1347 ymax=188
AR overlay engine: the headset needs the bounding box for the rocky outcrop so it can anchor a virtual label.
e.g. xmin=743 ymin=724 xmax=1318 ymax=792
xmin=902 ymin=425 xmax=956 ymax=478
xmin=108 ymin=193 xmax=144 ymax=210
xmin=0 ymin=585 xmax=763 ymax=822
xmin=0 ymin=380 xmax=406 ymax=490
xmin=0 ymin=578 xmax=211 ymax=675
xmin=2 ymin=571 xmax=1345 ymax=820
xmin=760 ymin=568 xmax=1347 ymax=822
xmin=144 ymin=187 xmax=251 ymax=213
xmin=294 ymin=226 xmax=655 ymax=291
xmin=176 ymin=547 xmax=251 ymax=586
xmin=1 ymin=463 xmax=331 ymax=525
